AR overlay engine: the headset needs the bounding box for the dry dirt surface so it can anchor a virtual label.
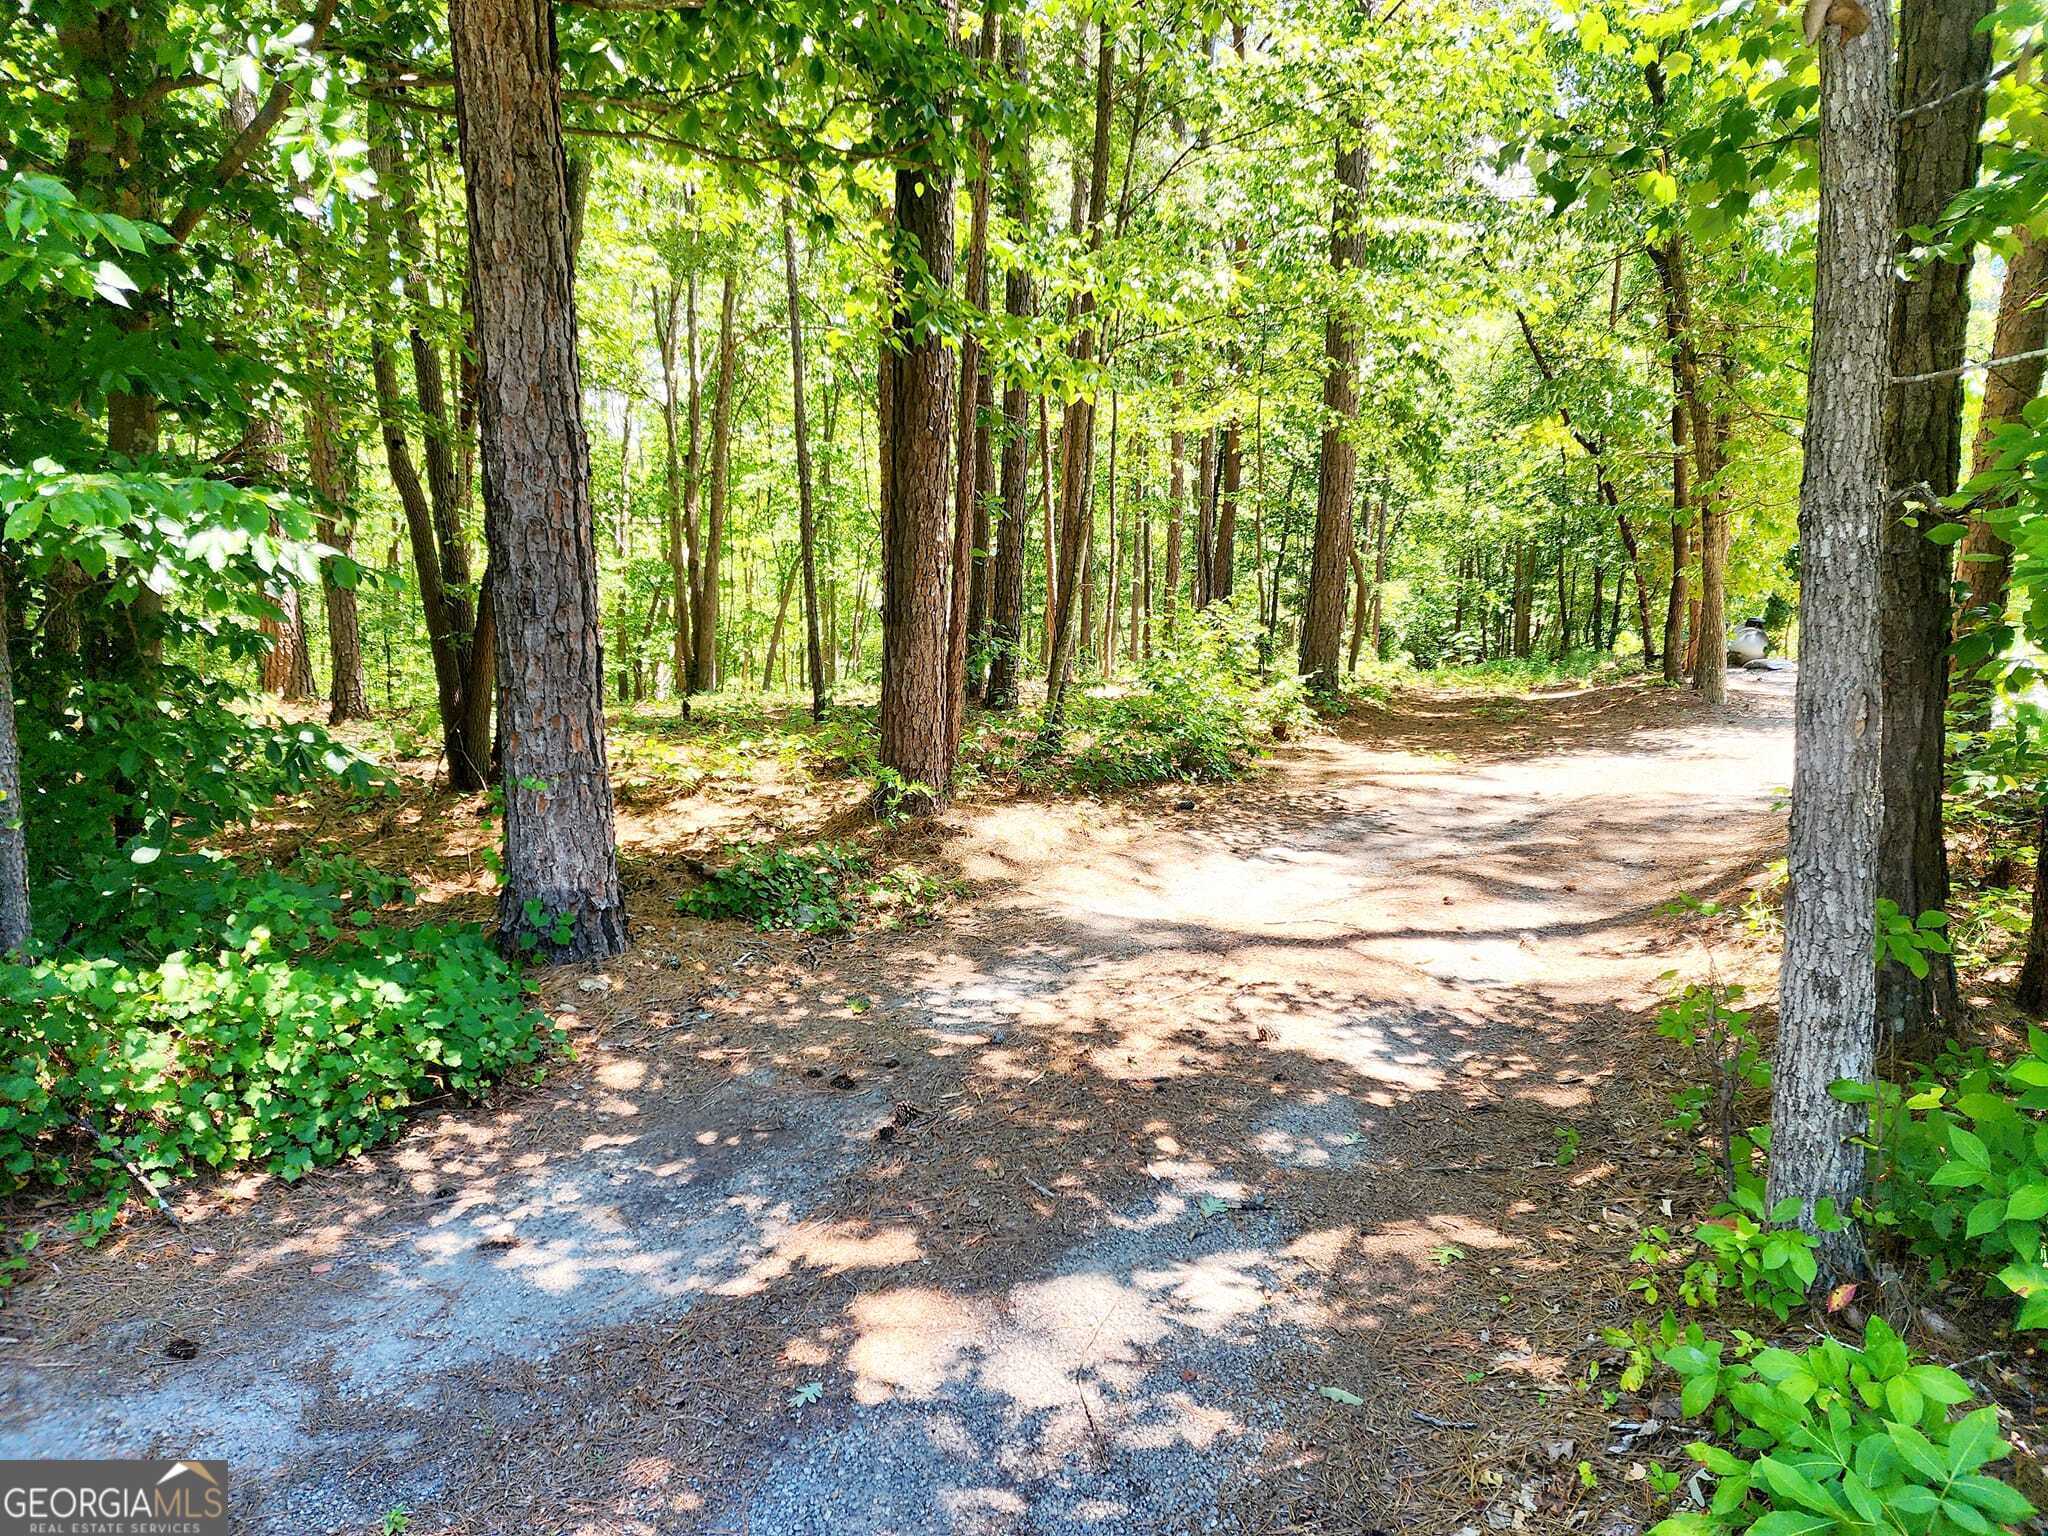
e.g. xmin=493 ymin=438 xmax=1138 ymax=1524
xmin=1 ymin=673 xmax=1797 ymax=1535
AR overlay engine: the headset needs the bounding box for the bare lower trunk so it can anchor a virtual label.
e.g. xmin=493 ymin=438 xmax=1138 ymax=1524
xmin=1164 ymin=373 xmax=1185 ymax=636
xmin=451 ymin=0 xmax=625 ymax=960
xmin=983 ymin=49 xmax=1035 ymax=716
xmin=782 ymin=216 xmax=828 ymax=721
xmin=1956 ymin=230 xmax=2048 ymax=638
xmin=693 ymin=271 xmax=739 ymax=694
xmin=1043 ymin=21 xmax=1114 ymax=722
xmin=878 ymin=144 xmax=958 ymax=805
xmin=1300 ymin=132 xmax=1367 ymax=691
xmin=947 ymin=25 xmax=992 ymax=757
xmin=1876 ymin=0 xmax=1991 ymax=1039
xmin=1768 ymin=0 xmax=1896 ymax=1283
xmin=2019 ymin=805 xmax=2048 ymax=1012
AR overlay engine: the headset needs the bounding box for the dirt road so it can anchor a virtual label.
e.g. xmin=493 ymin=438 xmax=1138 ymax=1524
xmin=2 ymin=675 xmax=1794 ymax=1535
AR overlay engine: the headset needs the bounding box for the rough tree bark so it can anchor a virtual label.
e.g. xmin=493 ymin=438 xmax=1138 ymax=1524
xmin=1955 ymin=230 xmax=2048 ymax=639
xmin=450 ymin=0 xmax=625 ymax=960
xmin=1768 ymin=0 xmax=1895 ymax=1282
xmin=1299 ymin=129 xmax=1368 ymax=691
xmin=1876 ymin=0 xmax=1992 ymax=1039
xmin=877 ymin=82 xmax=958 ymax=805
xmin=983 ymin=22 xmax=1035 ymax=712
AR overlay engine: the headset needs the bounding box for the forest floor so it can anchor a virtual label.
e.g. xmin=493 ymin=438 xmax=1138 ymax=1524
xmin=2 ymin=670 xmax=1806 ymax=1536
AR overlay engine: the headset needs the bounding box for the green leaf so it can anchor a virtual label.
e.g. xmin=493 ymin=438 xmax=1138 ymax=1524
xmin=2008 ymin=1184 xmax=2048 ymax=1222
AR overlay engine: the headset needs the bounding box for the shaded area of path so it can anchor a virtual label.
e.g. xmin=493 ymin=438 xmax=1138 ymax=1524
xmin=2 ymin=674 xmax=1793 ymax=1535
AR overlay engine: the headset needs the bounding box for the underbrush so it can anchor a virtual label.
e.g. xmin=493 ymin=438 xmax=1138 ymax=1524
xmin=1055 ymin=617 xmax=1309 ymax=787
xmin=675 ymin=840 xmax=946 ymax=934
xmin=1426 ymin=650 xmax=1644 ymax=691
xmin=1614 ymin=896 xmax=2040 ymax=1533
xmin=612 ymin=606 xmax=1309 ymax=801
xmin=1 ymin=851 xmax=555 ymax=1254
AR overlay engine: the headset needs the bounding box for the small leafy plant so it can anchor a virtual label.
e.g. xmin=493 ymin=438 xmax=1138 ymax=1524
xmin=1838 ymin=1032 xmax=2048 ymax=1328
xmin=676 ymin=843 xmax=945 ymax=935
xmin=1649 ymin=1315 xmax=2032 ymax=1536
xmin=678 ymin=843 xmax=868 ymax=933
xmin=1629 ymin=1193 xmax=1833 ymax=1323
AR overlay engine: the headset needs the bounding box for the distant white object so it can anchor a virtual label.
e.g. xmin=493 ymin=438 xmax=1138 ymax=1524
xmin=1727 ymin=619 xmax=1770 ymax=666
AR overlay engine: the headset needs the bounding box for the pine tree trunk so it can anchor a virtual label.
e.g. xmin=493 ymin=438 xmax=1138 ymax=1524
xmin=1768 ymin=0 xmax=1896 ymax=1281
xmin=1956 ymin=230 xmax=2048 ymax=639
xmin=878 ymin=128 xmax=958 ymax=806
xmin=1875 ymin=0 xmax=1991 ymax=1038
xmin=1215 ymin=424 xmax=1241 ymax=602
xmin=1347 ymin=542 xmax=1369 ymax=671
xmin=1300 ymin=132 xmax=1368 ymax=690
xmin=451 ymin=0 xmax=625 ymax=961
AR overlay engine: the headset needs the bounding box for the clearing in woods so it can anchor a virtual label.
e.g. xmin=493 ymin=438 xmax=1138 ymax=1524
xmin=2 ymin=675 xmax=1793 ymax=1534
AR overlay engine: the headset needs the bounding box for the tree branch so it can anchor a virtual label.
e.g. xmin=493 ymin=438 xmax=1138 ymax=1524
xmin=1893 ymin=345 xmax=2048 ymax=386
xmin=167 ymin=0 xmax=340 ymax=246
xmin=1899 ymin=48 xmax=2033 ymax=122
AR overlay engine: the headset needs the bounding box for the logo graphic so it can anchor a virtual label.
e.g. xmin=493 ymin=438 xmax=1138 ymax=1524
xmin=0 ymin=1460 xmax=229 ymax=1536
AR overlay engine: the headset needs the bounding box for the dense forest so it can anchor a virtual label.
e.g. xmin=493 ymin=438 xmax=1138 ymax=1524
xmin=19 ymin=0 xmax=2048 ymax=1528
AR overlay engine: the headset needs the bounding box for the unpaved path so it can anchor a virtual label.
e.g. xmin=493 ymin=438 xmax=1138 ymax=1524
xmin=2 ymin=675 xmax=1794 ymax=1535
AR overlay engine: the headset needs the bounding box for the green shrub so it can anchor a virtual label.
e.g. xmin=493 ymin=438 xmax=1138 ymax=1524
xmin=676 ymin=842 xmax=944 ymax=934
xmin=1062 ymin=605 xmax=1308 ymax=788
xmin=1630 ymin=1192 xmax=1833 ymax=1323
xmin=1649 ymin=1314 xmax=2032 ymax=1536
xmin=1840 ymin=1033 xmax=2048 ymax=1328
xmin=678 ymin=843 xmax=868 ymax=933
xmin=0 ymin=861 xmax=554 ymax=1229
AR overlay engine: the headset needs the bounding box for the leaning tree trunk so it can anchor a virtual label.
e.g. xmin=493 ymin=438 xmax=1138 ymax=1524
xmin=877 ymin=138 xmax=958 ymax=806
xmin=450 ymin=0 xmax=624 ymax=961
xmin=983 ymin=20 xmax=1035 ymax=713
xmin=1768 ymin=0 xmax=1896 ymax=1283
xmin=1877 ymin=0 xmax=1992 ymax=1040
xmin=1300 ymin=130 xmax=1368 ymax=690
xmin=1955 ymin=229 xmax=2048 ymax=642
